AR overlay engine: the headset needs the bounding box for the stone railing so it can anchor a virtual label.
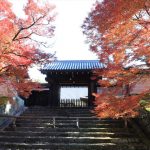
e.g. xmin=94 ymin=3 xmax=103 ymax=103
xmin=136 ymin=109 xmax=150 ymax=138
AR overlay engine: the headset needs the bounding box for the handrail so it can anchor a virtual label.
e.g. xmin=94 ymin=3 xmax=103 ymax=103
xmin=0 ymin=114 xmax=98 ymax=129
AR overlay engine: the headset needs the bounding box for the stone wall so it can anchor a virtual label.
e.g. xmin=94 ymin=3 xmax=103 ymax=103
xmin=137 ymin=109 xmax=150 ymax=138
xmin=0 ymin=96 xmax=24 ymax=126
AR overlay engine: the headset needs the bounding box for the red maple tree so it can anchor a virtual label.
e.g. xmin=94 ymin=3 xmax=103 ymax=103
xmin=0 ymin=0 xmax=55 ymax=99
xmin=82 ymin=0 xmax=150 ymax=120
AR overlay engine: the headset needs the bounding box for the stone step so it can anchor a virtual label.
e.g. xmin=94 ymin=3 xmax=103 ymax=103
xmin=0 ymin=107 xmax=147 ymax=150
xmin=16 ymin=117 xmax=125 ymax=124
xmin=16 ymin=118 xmax=123 ymax=123
xmin=5 ymin=126 xmax=134 ymax=133
xmin=25 ymin=107 xmax=92 ymax=111
xmin=15 ymin=118 xmax=106 ymax=124
xmin=24 ymin=109 xmax=92 ymax=113
xmin=0 ymin=131 xmax=136 ymax=138
xmin=0 ymin=136 xmax=140 ymax=144
xmin=17 ymin=117 xmax=100 ymax=120
xmin=16 ymin=119 xmax=102 ymax=124
xmin=23 ymin=112 xmax=93 ymax=115
xmin=15 ymin=122 xmax=125 ymax=128
xmin=24 ymin=110 xmax=92 ymax=114
xmin=0 ymin=142 xmax=147 ymax=150
xmin=24 ymin=109 xmax=92 ymax=112
xmin=23 ymin=109 xmax=92 ymax=112
xmin=21 ymin=114 xmax=95 ymax=119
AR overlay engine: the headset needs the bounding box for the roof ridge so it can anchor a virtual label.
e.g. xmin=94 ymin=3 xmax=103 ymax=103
xmin=54 ymin=60 xmax=99 ymax=62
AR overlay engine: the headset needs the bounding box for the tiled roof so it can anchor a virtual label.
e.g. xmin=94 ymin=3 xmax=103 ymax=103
xmin=41 ymin=60 xmax=104 ymax=71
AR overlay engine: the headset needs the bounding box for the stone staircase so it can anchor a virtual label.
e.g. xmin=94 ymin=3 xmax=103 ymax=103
xmin=0 ymin=107 xmax=148 ymax=150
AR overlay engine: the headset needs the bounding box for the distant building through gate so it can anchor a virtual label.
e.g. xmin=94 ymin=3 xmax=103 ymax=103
xmin=25 ymin=60 xmax=104 ymax=107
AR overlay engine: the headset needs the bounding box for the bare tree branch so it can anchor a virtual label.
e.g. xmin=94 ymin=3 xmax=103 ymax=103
xmin=14 ymin=32 xmax=33 ymax=41
xmin=12 ymin=14 xmax=46 ymax=41
xmin=144 ymin=5 xmax=150 ymax=17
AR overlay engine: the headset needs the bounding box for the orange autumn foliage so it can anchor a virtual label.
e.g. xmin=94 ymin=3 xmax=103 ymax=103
xmin=83 ymin=0 xmax=150 ymax=119
xmin=93 ymin=93 xmax=142 ymax=119
xmin=0 ymin=0 xmax=55 ymax=98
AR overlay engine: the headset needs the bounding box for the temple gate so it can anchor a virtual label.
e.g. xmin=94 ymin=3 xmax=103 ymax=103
xmin=40 ymin=60 xmax=104 ymax=108
xmin=25 ymin=60 xmax=104 ymax=107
